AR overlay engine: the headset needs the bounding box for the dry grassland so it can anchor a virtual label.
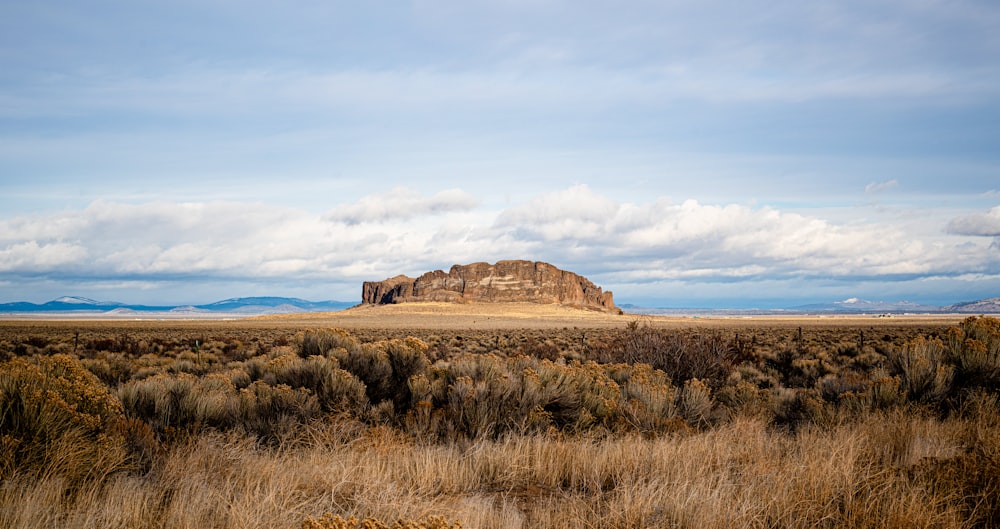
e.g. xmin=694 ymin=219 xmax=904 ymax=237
xmin=1 ymin=305 xmax=998 ymax=528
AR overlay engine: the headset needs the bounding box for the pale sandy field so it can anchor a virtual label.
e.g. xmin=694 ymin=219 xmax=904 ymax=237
xmin=253 ymin=302 xmax=969 ymax=330
xmin=1 ymin=301 xmax=972 ymax=331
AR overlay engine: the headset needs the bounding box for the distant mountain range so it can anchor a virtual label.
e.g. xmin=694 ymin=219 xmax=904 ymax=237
xmin=791 ymin=298 xmax=941 ymax=313
xmin=0 ymin=296 xmax=356 ymax=316
xmin=792 ymin=297 xmax=1000 ymax=314
xmin=624 ymin=296 xmax=1000 ymax=315
xmin=2 ymin=295 xmax=999 ymax=317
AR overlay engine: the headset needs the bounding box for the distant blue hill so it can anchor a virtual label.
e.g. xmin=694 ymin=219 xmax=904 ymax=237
xmin=790 ymin=298 xmax=941 ymax=313
xmin=621 ymin=296 xmax=1000 ymax=315
xmin=0 ymin=296 xmax=356 ymax=315
xmin=4 ymin=295 xmax=999 ymax=316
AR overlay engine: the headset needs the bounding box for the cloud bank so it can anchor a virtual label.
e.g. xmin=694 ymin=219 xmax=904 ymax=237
xmin=2 ymin=186 xmax=997 ymax=304
xmin=947 ymin=206 xmax=1000 ymax=237
xmin=326 ymin=188 xmax=478 ymax=225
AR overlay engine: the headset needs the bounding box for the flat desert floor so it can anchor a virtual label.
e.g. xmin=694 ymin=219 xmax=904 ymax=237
xmin=0 ymin=301 xmax=972 ymax=331
xmin=260 ymin=302 xmax=968 ymax=330
xmin=0 ymin=303 xmax=971 ymax=355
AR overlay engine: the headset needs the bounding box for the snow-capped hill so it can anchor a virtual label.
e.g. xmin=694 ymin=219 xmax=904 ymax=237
xmin=795 ymin=298 xmax=939 ymax=313
xmin=201 ymin=297 xmax=314 ymax=308
xmin=52 ymin=296 xmax=102 ymax=305
xmin=195 ymin=297 xmax=353 ymax=312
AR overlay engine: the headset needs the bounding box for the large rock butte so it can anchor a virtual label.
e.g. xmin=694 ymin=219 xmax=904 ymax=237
xmin=362 ymin=260 xmax=615 ymax=311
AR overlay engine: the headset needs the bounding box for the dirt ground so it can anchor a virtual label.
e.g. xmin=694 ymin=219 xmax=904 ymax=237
xmin=0 ymin=302 xmax=971 ymax=358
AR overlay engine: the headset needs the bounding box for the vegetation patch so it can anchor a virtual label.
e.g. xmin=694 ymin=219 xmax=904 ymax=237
xmin=1 ymin=316 xmax=998 ymax=528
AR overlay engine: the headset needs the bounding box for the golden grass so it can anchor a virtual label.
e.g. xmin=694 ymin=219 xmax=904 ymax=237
xmin=1 ymin=412 xmax=986 ymax=529
xmin=4 ymin=317 xmax=998 ymax=528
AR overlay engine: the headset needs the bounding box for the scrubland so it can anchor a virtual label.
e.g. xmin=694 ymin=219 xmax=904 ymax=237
xmin=2 ymin=315 xmax=999 ymax=528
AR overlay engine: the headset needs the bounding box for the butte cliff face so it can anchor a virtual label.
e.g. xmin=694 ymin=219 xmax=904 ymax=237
xmin=362 ymin=260 xmax=615 ymax=311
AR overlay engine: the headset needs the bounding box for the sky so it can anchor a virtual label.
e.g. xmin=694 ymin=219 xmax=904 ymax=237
xmin=1 ymin=0 xmax=999 ymax=308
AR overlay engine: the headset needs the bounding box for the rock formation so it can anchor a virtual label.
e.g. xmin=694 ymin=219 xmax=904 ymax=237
xmin=362 ymin=260 xmax=615 ymax=311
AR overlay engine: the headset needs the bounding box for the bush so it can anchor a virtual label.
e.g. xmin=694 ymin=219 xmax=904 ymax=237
xmin=119 ymin=372 xmax=321 ymax=441
xmin=329 ymin=343 xmax=394 ymax=405
xmin=329 ymin=338 xmax=429 ymax=411
xmin=947 ymin=316 xmax=1000 ymax=392
xmin=888 ymin=337 xmax=953 ymax=403
xmin=299 ymin=328 xmax=359 ymax=358
xmin=679 ymin=378 xmax=713 ymax=426
xmin=0 ymin=354 xmax=130 ymax=481
xmin=771 ymin=388 xmax=832 ymax=431
xmin=251 ymin=353 xmax=368 ymax=413
xmin=615 ymin=363 xmax=679 ymax=431
xmin=600 ymin=323 xmax=734 ymax=389
xmin=402 ymin=353 xmax=689 ymax=439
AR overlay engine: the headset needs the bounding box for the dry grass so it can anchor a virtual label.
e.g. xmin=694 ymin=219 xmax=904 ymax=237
xmin=1 ymin=412 xmax=990 ymax=529
xmin=2 ymin=315 xmax=998 ymax=528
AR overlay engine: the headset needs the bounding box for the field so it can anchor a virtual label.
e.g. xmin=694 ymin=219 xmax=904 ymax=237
xmin=2 ymin=304 xmax=999 ymax=528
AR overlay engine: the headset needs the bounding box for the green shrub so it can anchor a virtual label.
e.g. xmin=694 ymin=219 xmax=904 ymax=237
xmin=81 ymin=351 xmax=135 ymax=385
xmin=238 ymin=381 xmax=321 ymax=440
xmin=716 ymin=380 xmax=772 ymax=418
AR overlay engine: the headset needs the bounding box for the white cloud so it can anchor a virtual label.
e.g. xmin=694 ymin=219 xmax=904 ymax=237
xmin=327 ymin=187 xmax=479 ymax=225
xmin=0 ymin=188 xmax=997 ymax=303
xmin=492 ymin=185 xmax=971 ymax=279
xmin=947 ymin=206 xmax=1000 ymax=236
xmin=0 ymin=241 xmax=87 ymax=271
xmin=865 ymin=179 xmax=899 ymax=194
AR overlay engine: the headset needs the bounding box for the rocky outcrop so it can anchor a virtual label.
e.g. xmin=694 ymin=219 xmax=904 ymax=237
xmin=362 ymin=260 xmax=615 ymax=311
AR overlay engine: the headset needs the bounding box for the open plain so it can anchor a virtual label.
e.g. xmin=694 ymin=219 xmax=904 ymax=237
xmin=2 ymin=304 xmax=998 ymax=529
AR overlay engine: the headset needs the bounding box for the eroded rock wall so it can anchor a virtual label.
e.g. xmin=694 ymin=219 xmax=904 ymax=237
xmin=361 ymin=260 xmax=615 ymax=311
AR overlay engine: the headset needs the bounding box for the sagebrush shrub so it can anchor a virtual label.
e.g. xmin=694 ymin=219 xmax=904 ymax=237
xmin=947 ymin=316 xmax=1000 ymax=392
xmin=617 ymin=363 xmax=678 ymax=431
xmin=771 ymin=388 xmax=832 ymax=430
xmin=679 ymin=378 xmax=713 ymax=426
xmin=888 ymin=337 xmax=953 ymax=403
xmin=332 ymin=343 xmax=394 ymax=404
xmin=300 ymin=328 xmax=359 ymax=358
xmin=260 ymin=353 xmax=368 ymax=413
xmin=600 ymin=323 xmax=734 ymax=389
xmin=0 ymin=354 xmax=130 ymax=480
xmin=401 ymin=353 xmax=689 ymax=439
xmin=119 ymin=372 xmax=321 ymax=440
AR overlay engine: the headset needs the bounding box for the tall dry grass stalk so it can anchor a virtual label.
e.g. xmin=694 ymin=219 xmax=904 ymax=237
xmin=1 ymin=412 xmax=983 ymax=529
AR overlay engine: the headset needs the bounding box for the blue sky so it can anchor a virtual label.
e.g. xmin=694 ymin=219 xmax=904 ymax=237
xmin=1 ymin=0 xmax=999 ymax=307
